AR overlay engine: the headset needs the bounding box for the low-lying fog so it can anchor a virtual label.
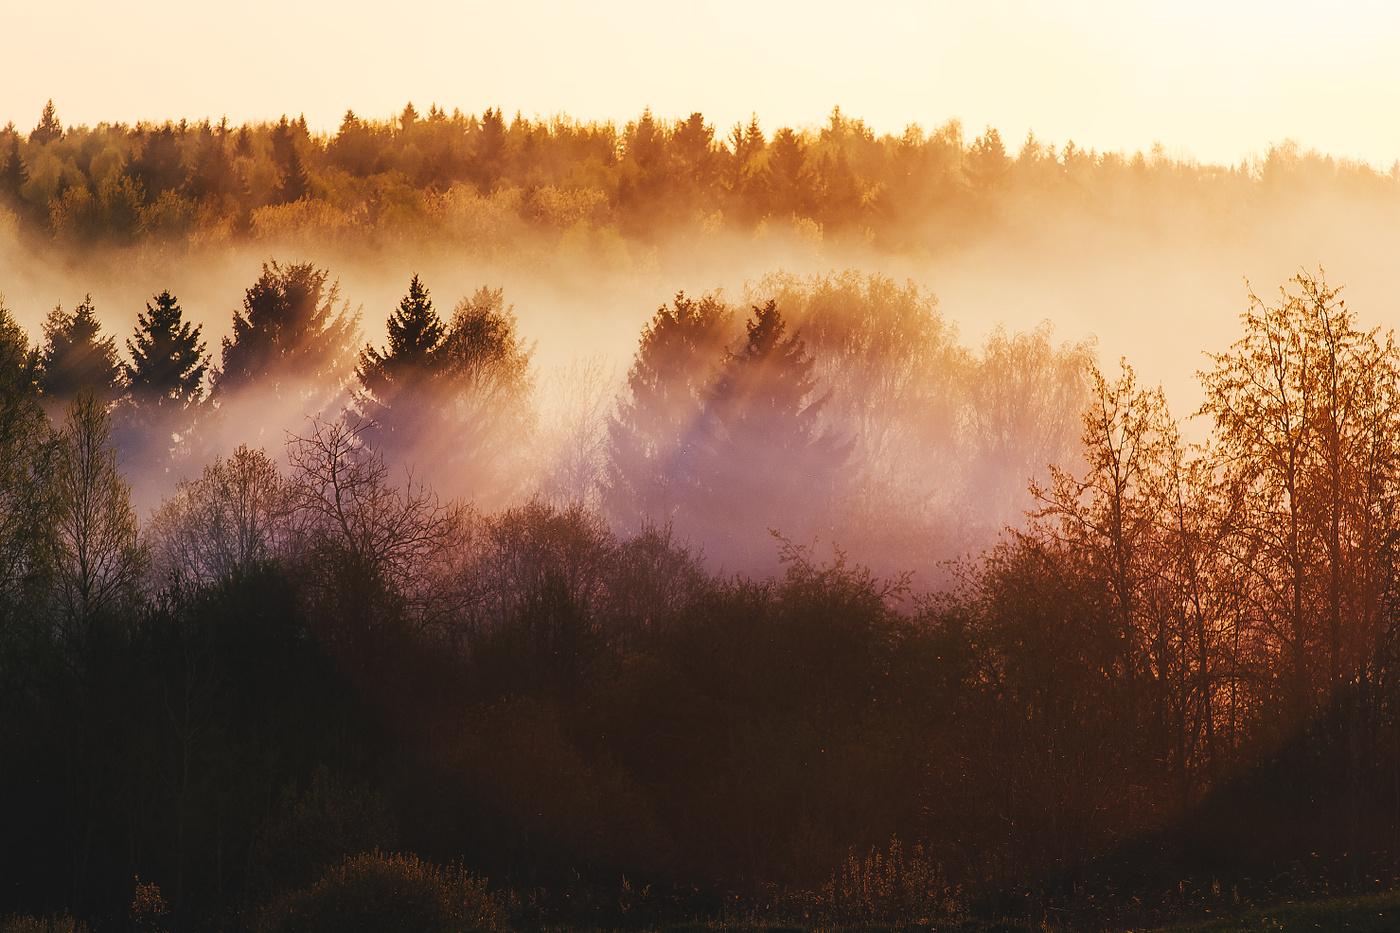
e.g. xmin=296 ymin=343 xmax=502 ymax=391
xmin=5 ymin=183 xmax=1399 ymax=586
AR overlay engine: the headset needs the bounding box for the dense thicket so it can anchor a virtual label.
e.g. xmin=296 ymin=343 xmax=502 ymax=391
xmin=1 ymin=100 xmax=1395 ymax=259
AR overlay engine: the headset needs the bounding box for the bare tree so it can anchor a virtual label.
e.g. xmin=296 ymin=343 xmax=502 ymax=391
xmin=52 ymin=388 xmax=145 ymax=639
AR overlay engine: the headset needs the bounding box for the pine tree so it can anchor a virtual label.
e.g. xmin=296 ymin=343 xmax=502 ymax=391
xmin=605 ymin=291 xmax=733 ymax=526
xmin=278 ymin=144 xmax=310 ymax=203
xmin=124 ymin=290 xmax=208 ymax=412
xmin=40 ymin=296 xmax=123 ymax=405
xmin=217 ymin=261 xmax=360 ymax=398
xmin=29 ymin=100 xmax=61 ymax=147
xmin=357 ymin=274 xmax=446 ymax=402
xmin=0 ymin=300 xmax=59 ymax=614
xmin=0 ymin=135 xmax=28 ymax=208
xmin=681 ymin=300 xmax=851 ymax=563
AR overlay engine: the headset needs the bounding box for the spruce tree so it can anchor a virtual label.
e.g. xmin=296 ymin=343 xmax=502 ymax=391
xmin=0 ymin=135 xmax=27 ymax=208
xmin=605 ymin=291 xmax=733 ymax=526
xmin=682 ymin=300 xmax=851 ymax=563
xmin=124 ymin=290 xmax=208 ymax=412
xmin=217 ymin=261 xmax=360 ymax=398
xmin=0 ymin=301 xmax=59 ymax=614
xmin=28 ymin=100 xmax=61 ymax=146
xmin=357 ymin=274 xmax=445 ymax=402
xmin=40 ymin=296 xmax=122 ymax=405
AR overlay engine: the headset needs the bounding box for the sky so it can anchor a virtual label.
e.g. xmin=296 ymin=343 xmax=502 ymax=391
xmin=3 ymin=0 xmax=1399 ymax=167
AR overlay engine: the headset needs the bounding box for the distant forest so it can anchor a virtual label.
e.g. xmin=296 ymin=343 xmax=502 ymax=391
xmin=6 ymin=100 xmax=1400 ymax=933
xmin=2 ymin=99 xmax=1397 ymax=257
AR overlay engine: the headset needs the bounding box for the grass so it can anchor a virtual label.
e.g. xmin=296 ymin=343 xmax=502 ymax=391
xmin=1131 ymin=888 xmax=1400 ymax=932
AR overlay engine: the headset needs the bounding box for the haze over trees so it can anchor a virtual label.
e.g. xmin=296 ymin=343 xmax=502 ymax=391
xmin=1 ymin=99 xmax=1395 ymax=265
xmin=6 ymin=98 xmax=1400 ymax=933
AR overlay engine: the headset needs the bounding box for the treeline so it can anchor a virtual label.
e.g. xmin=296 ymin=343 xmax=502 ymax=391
xmin=2 ymin=99 xmax=1395 ymax=256
xmin=15 ymin=264 xmax=1092 ymax=570
xmin=4 ymin=267 xmax=1400 ymax=929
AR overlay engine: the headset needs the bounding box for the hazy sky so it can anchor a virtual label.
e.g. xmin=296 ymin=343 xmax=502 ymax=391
xmin=4 ymin=0 xmax=1398 ymax=166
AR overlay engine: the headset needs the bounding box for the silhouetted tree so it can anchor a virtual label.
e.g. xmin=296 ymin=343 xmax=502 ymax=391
xmin=966 ymin=126 xmax=1009 ymax=194
xmin=681 ymin=300 xmax=851 ymax=565
xmin=29 ymin=100 xmax=61 ymax=147
xmin=146 ymin=444 xmax=291 ymax=586
xmin=1200 ymin=269 xmax=1400 ymax=717
xmin=0 ymin=136 xmax=28 ymax=210
xmin=185 ymin=122 xmax=237 ymax=204
xmin=0 ymin=301 xmax=59 ymax=617
xmin=124 ymin=291 xmax=208 ymax=414
xmin=217 ymin=261 xmax=360 ymax=399
xmin=278 ymin=145 xmax=310 ymax=203
xmin=40 ymin=295 xmax=123 ymax=406
xmin=357 ymin=274 xmax=446 ymax=401
xmin=130 ymin=124 xmax=184 ymax=197
xmin=426 ymin=286 xmax=535 ymax=501
xmin=606 ymin=291 xmax=733 ymax=529
xmin=51 ymin=388 xmax=144 ymax=642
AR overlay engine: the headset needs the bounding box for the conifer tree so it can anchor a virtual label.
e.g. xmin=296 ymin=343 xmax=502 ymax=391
xmin=681 ymin=300 xmax=851 ymax=562
xmin=40 ymin=296 xmax=122 ymax=405
xmin=0 ymin=300 xmax=59 ymax=614
xmin=278 ymin=145 xmax=310 ymax=203
xmin=28 ymin=100 xmax=61 ymax=147
xmin=357 ymin=274 xmax=445 ymax=403
xmin=605 ymin=292 xmax=733 ymax=526
xmin=217 ymin=261 xmax=360 ymax=398
xmin=124 ymin=290 xmax=208 ymax=413
xmin=0 ymin=135 xmax=27 ymax=208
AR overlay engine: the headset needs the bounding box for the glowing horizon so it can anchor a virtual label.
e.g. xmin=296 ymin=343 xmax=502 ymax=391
xmin=3 ymin=0 xmax=1398 ymax=168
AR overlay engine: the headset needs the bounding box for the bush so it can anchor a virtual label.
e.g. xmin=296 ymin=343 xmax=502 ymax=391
xmin=257 ymin=850 xmax=510 ymax=933
xmin=1 ymin=916 xmax=87 ymax=933
xmin=782 ymin=839 xmax=962 ymax=928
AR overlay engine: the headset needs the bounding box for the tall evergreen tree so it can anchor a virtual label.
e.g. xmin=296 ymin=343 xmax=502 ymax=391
xmin=28 ymin=100 xmax=61 ymax=147
xmin=0 ymin=135 xmax=27 ymax=209
xmin=605 ymin=291 xmax=733 ymax=527
xmin=278 ymin=144 xmax=310 ymax=203
xmin=681 ymin=300 xmax=851 ymax=564
xmin=217 ymin=261 xmax=360 ymax=398
xmin=357 ymin=274 xmax=445 ymax=403
xmin=130 ymin=124 xmax=184 ymax=197
xmin=40 ymin=296 xmax=122 ymax=405
xmin=0 ymin=301 xmax=59 ymax=616
xmin=185 ymin=123 xmax=236 ymax=203
xmin=124 ymin=290 xmax=208 ymax=413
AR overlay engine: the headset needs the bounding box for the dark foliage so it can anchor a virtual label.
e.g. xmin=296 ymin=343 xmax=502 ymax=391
xmin=39 ymin=295 xmax=122 ymax=405
xmin=217 ymin=260 xmax=359 ymax=397
xmin=4 ymin=265 xmax=1400 ymax=933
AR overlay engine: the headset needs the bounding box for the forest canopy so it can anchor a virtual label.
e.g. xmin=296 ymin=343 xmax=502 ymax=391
xmin=1 ymin=99 xmax=1394 ymax=261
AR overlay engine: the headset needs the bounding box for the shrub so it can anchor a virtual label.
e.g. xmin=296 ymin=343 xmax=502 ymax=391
xmin=257 ymin=850 xmax=510 ymax=933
